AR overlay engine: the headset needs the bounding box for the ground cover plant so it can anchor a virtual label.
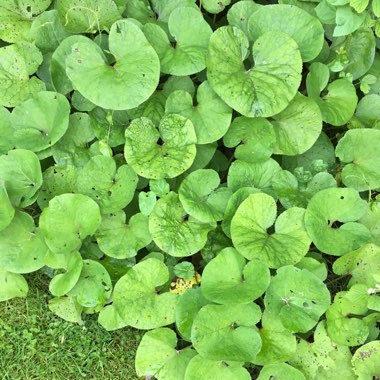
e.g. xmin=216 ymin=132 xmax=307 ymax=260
xmin=0 ymin=0 xmax=380 ymax=378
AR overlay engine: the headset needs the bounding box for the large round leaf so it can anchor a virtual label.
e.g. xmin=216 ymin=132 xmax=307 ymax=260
xmin=185 ymin=355 xmax=251 ymax=380
xmin=201 ymin=248 xmax=270 ymax=304
xmin=335 ymin=129 xmax=380 ymax=191
xmin=192 ymin=303 xmax=262 ymax=361
xmin=75 ymin=155 xmax=138 ymax=213
xmin=165 ymin=81 xmax=232 ymax=144
xmin=66 ymin=20 xmax=160 ymax=110
xmin=149 ymin=192 xmax=216 ymax=257
xmin=124 ymin=115 xmax=197 ymax=179
xmin=304 ymin=188 xmax=371 ymax=255
xmin=207 ymin=26 xmax=302 ymax=117
xmin=248 ymin=4 xmax=324 ymax=62
xmin=113 ymin=258 xmax=178 ymax=329
xmin=0 ymin=211 xmax=48 ymax=273
xmin=178 ymin=169 xmax=232 ymax=223
xmin=96 ymin=211 xmax=152 ymax=259
xmin=264 ymin=266 xmax=331 ymax=333
xmin=39 ymin=194 xmax=102 ymax=254
xmin=271 ymin=93 xmax=322 ymax=156
xmin=10 ymin=91 xmax=70 ymax=152
xmin=0 ymin=149 xmax=42 ymax=207
xmin=143 ymin=7 xmax=212 ymax=75
xmin=231 ymin=193 xmax=311 ymax=268
xmin=136 ymin=328 xmax=196 ymax=380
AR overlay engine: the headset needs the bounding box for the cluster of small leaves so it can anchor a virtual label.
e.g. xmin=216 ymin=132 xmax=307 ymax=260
xmin=1 ymin=0 xmax=380 ymax=378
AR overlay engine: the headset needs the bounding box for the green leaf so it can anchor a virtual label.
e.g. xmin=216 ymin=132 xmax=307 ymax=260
xmin=185 ymin=355 xmax=251 ymax=380
xmin=48 ymin=296 xmax=83 ymax=323
xmin=248 ymin=4 xmax=324 ymax=62
xmin=352 ymin=341 xmax=380 ymax=379
xmin=304 ymin=188 xmax=370 ymax=255
xmin=0 ymin=182 xmax=15 ymax=231
xmin=0 ymin=268 xmax=28 ymax=302
xmin=201 ymin=247 xmax=270 ymax=304
xmin=57 ymin=0 xmax=121 ymax=33
xmin=207 ymin=27 xmax=302 ymax=117
xmin=227 ymin=1 xmax=261 ymax=37
xmin=0 ymin=149 xmax=42 ymax=207
xmin=68 ymin=260 xmax=112 ymax=308
xmin=39 ymin=194 xmax=101 ymax=254
xmin=333 ymin=243 xmax=380 ymax=287
xmin=307 ymin=75 xmax=358 ymax=126
xmin=373 ymin=0 xmax=380 ymax=15
xmin=149 ymin=192 xmax=216 ymax=257
xmin=0 ymin=107 xmax=12 ymax=155
xmin=202 ymin=0 xmax=231 ymax=13
xmin=0 ymin=0 xmax=52 ymax=43
xmin=124 ymin=115 xmax=197 ymax=179
xmin=113 ymin=258 xmax=178 ymax=329
xmin=227 ymin=159 xmax=281 ymax=193
xmin=139 ymin=191 xmax=157 ymax=216
xmin=98 ymin=304 xmax=127 ymax=331
xmin=165 ymin=81 xmax=232 ymax=144
xmin=30 ymin=10 xmax=71 ymax=53
xmin=231 ymin=193 xmax=311 ymax=268
xmin=173 ymin=262 xmax=195 ymax=279
xmin=0 ymin=211 xmax=48 ymax=273
xmin=10 ymin=91 xmax=70 ymax=152
xmin=66 ymin=20 xmax=160 ymax=110
xmin=334 ymin=5 xmax=366 ymax=36
xmin=136 ymin=328 xmax=196 ymax=379
xmin=47 ymin=251 xmax=83 ymax=297
xmin=222 ymin=187 xmax=260 ymax=238
xmin=257 ymin=363 xmax=306 ymax=380
xmin=271 ymin=93 xmax=322 ymax=156
xmin=355 ymin=94 xmax=380 ymax=127
xmin=175 ymin=288 xmax=210 ymax=341
xmin=96 ymin=211 xmax=152 ymax=259
xmin=289 ymin=321 xmax=356 ymax=380
xmin=0 ymin=43 xmax=45 ymax=107
xmin=143 ymin=7 xmax=212 ymax=75
xmin=336 ymin=129 xmax=380 ymax=191
xmin=223 ymin=117 xmax=275 ymax=163
xmin=179 ymin=169 xmax=232 ymax=223
xmin=264 ymin=265 xmax=331 ymax=333
xmin=192 ymin=303 xmax=262 ymax=361
xmin=75 ymin=155 xmax=138 ymax=213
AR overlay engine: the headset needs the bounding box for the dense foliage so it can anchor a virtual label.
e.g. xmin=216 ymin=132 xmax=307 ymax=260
xmin=1 ymin=0 xmax=380 ymax=378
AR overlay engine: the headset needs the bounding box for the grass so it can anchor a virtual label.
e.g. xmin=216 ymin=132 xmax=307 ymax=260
xmin=0 ymin=273 xmax=141 ymax=380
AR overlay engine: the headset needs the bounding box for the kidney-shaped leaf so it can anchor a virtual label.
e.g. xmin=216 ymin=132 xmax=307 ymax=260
xmin=352 ymin=341 xmax=380 ymax=379
xmin=136 ymin=328 xmax=196 ymax=380
xmin=231 ymin=193 xmax=311 ymax=268
xmin=201 ymin=247 xmax=270 ymax=304
xmin=192 ymin=303 xmax=262 ymax=362
xmin=66 ymin=20 xmax=160 ymax=110
xmin=336 ymin=129 xmax=380 ymax=191
xmin=124 ymin=115 xmax=197 ymax=179
xmin=149 ymin=192 xmax=216 ymax=257
xmin=113 ymin=258 xmax=178 ymax=329
xmin=257 ymin=363 xmax=306 ymax=380
xmin=10 ymin=91 xmax=70 ymax=152
xmin=248 ymin=4 xmax=324 ymax=62
xmin=0 ymin=268 xmax=28 ymax=302
xmin=304 ymin=188 xmax=371 ymax=255
xmin=207 ymin=26 xmax=302 ymax=117
xmin=264 ymin=266 xmax=331 ymax=333
xmin=39 ymin=194 xmax=101 ymax=254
